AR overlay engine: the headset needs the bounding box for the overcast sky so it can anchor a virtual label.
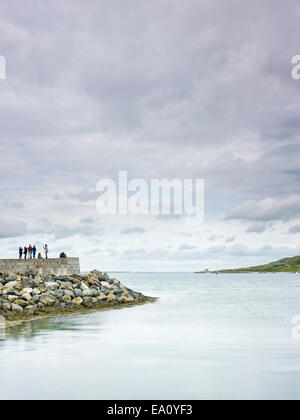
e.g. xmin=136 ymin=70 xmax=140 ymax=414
xmin=0 ymin=0 xmax=300 ymax=271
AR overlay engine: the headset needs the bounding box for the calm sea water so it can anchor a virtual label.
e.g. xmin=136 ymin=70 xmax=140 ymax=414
xmin=1 ymin=272 xmax=300 ymax=400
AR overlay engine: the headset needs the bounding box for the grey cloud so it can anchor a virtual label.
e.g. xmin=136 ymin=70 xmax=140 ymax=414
xmin=208 ymin=235 xmax=223 ymax=241
xmin=51 ymin=245 xmax=73 ymax=253
xmin=0 ymin=218 xmax=27 ymax=238
xmin=225 ymin=236 xmax=235 ymax=243
xmin=246 ymin=222 xmax=268 ymax=233
xmin=80 ymin=217 xmax=96 ymax=224
xmin=119 ymin=243 xmax=295 ymax=261
xmin=155 ymin=215 xmax=184 ymax=221
xmin=3 ymin=201 xmax=24 ymax=209
xmin=30 ymin=223 xmax=104 ymax=240
xmin=53 ymin=225 xmax=104 ymax=240
xmin=84 ymin=248 xmax=102 ymax=255
xmin=66 ymin=190 xmax=99 ymax=203
xmin=265 ymin=117 xmax=300 ymax=140
xmin=289 ymin=224 xmax=300 ymax=234
xmin=226 ymin=195 xmax=300 ymax=222
xmin=121 ymin=227 xmax=146 ymax=235
xmin=178 ymin=244 xmax=198 ymax=250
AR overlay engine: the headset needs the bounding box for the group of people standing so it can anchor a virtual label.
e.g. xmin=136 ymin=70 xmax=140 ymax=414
xmin=19 ymin=244 xmax=49 ymax=261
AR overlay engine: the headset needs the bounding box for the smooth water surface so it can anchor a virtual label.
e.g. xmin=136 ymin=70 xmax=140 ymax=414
xmin=1 ymin=272 xmax=300 ymax=400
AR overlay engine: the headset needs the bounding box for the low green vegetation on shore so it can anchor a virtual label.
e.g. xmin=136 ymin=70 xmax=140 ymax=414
xmin=196 ymin=255 xmax=300 ymax=273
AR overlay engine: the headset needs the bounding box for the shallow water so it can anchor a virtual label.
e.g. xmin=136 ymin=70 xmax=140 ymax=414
xmin=1 ymin=272 xmax=300 ymax=400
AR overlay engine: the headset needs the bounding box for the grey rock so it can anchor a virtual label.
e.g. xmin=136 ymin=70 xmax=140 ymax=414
xmin=74 ymin=289 xmax=83 ymax=297
xmin=11 ymin=303 xmax=23 ymax=313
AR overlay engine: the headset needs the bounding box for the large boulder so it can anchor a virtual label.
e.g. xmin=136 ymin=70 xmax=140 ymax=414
xmin=72 ymin=297 xmax=83 ymax=305
xmin=39 ymin=294 xmax=57 ymax=307
xmin=2 ymin=281 xmax=18 ymax=294
xmin=11 ymin=303 xmax=23 ymax=313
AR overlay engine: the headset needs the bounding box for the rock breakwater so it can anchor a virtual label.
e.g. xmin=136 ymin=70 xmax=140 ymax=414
xmin=0 ymin=269 xmax=155 ymax=327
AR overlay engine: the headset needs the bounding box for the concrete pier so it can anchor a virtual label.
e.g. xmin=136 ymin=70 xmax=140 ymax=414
xmin=0 ymin=258 xmax=80 ymax=276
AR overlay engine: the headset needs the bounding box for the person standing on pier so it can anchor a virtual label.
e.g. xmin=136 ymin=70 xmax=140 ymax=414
xmin=43 ymin=244 xmax=49 ymax=259
xmin=24 ymin=246 xmax=28 ymax=261
xmin=28 ymin=245 xmax=33 ymax=259
xmin=19 ymin=247 xmax=23 ymax=259
xmin=33 ymin=245 xmax=36 ymax=259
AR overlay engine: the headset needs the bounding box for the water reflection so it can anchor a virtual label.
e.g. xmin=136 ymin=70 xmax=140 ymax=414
xmin=0 ymin=316 xmax=5 ymax=341
xmin=0 ymin=313 xmax=95 ymax=342
xmin=0 ymin=328 xmax=5 ymax=341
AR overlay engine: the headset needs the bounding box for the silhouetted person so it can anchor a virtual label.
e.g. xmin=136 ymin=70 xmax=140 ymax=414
xmin=43 ymin=244 xmax=49 ymax=259
xmin=33 ymin=245 xmax=36 ymax=259
xmin=24 ymin=246 xmax=28 ymax=261
xmin=19 ymin=247 xmax=23 ymax=259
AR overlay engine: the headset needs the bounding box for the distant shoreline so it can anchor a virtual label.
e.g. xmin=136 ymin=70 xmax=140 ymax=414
xmin=195 ymin=255 xmax=300 ymax=274
xmin=195 ymin=271 xmax=299 ymax=274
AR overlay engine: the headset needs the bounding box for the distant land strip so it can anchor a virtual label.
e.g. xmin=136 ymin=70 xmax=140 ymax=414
xmin=196 ymin=255 xmax=300 ymax=273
